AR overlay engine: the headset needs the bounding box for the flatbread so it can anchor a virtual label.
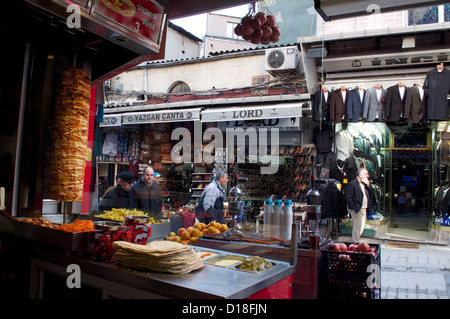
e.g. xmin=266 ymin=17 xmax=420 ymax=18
xmin=113 ymin=240 xmax=204 ymax=274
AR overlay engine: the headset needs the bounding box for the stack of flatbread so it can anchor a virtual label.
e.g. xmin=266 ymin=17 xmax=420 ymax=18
xmin=48 ymin=67 xmax=90 ymax=202
xmin=112 ymin=240 xmax=204 ymax=274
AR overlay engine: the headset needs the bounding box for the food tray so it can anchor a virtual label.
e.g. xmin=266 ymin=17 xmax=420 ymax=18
xmin=203 ymin=253 xmax=276 ymax=275
xmin=195 ymin=250 xmax=220 ymax=260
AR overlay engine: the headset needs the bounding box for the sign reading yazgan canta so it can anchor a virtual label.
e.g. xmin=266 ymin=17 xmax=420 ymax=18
xmin=122 ymin=109 xmax=201 ymax=124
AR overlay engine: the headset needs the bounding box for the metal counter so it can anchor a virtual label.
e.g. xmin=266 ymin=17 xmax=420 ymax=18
xmin=30 ymin=247 xmax=296 ymax=299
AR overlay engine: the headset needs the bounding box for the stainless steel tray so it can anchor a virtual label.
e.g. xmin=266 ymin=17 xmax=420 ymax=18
xmin=196 ymin=248 xmax=278 ymax=275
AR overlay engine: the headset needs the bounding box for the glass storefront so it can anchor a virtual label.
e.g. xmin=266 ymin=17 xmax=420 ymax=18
xmin=332 ymin=120 xmax=450 ymax=241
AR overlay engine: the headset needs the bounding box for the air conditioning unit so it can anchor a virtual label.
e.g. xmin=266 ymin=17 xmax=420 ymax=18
xmin=265 ymin=46 xmax=299 ymax=71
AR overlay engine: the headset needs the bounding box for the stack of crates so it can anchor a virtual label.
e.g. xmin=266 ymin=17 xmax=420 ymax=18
xmin=320 ymin=242 xmax=381 ymax=299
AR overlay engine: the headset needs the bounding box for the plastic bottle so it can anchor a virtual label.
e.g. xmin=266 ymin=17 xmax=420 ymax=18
xmin=282 ymin=199 xmax=293 ymax=241
xmin=263 ymin=198 xmax=273 ymax=237
xmin=272 ymin=199 xmax=282 ymax=239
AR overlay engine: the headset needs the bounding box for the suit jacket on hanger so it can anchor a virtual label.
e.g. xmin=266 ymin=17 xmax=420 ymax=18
xmin=384 ymin=84 xmax=408 ymax=122
xmin=312 ymin=90 xmax=331 ymax=123
xmin=346 ymin=88 xmax=366 ymax=122
xmin=330 ymin=88 xmax=348 ymax=123
xmin=424 ymin=67 xmax=450 ymax=121
xmin=363 ymin=86 xmax=386 ymax=121
xmin=404 ymin=85 xmax=427 ymax=124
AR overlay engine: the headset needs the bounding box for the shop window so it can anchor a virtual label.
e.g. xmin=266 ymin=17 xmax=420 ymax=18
xmin=227 ymin=21 xmax=241 ymax=39
xmin=252 ymin=75 xmax=270 ymax=95
xmin=168 ymin=81 xmax=191 ymax=93
xmin=431 ymin=122 xmax=450 ymax=226
xmin=445 ymin=4 xmax=450 ymax=22
xmin=393 ymin=132 xmax=428 ymax=149
xmin=407 ymin=6 xmax=439 ymax=25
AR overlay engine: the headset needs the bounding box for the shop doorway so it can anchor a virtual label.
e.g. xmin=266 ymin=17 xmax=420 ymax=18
xmin=391 ymin=132 xmax=430 ymax=239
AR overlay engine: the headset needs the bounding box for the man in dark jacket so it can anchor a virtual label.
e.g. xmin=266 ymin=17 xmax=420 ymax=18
xmin=424 ymin=63 xmax=450 ymax=121
xmin=98 ymin=171 xmax=135 ymax=211
xmin=130 ymin=166 xmax=154 ymax=214
xmin=345 ymin=168 xmax=373 ymax=242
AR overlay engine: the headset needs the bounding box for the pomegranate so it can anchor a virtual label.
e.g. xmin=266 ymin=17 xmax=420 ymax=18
xmin=260 ymin=36 xmax=271 ymax=45
xmin=266 ymin=15 xmax=276 ymax=27
xmin=250 ymin=18 xmax=261 ymax=30
xmin=241 ymin=15 xmax=252 ymax=26
xmin=250 ymin=29 xmax=263 ymax=44
xmin=358 ymin=242 xmax=370 ymax=253
xmin=234 ymin=24 xmax=243 ymax=36
xmin=270 ymin=34 xmax=280 ymax=43
xmin=339 ymin=243 xmax=348 ymax=252
xmin=242 ymin=33 xmax=252 ymax=41
xmin=241 ymin=23 xmax=253 ymax=36
xmin=262 ymin=25 xmax=272 ymax=38
xmin=255 ymin=12 xmax=267 ymax=25
xmin=329 ymin=243 xmax=341 ymax=251
xmin=271 ymin=26 xmax=281 ymax=38
xmin=348 ymin=244 xmax=358 ymax=252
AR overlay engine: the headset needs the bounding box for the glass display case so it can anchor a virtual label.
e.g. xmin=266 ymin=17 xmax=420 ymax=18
xmin=431 ymin=121 xmax=450 ymax=226
xmin=334 ymin=122 xmax=391 ymax=219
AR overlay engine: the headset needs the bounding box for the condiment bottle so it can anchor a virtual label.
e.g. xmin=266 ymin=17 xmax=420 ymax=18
xmin=273 ymin=199 xmax=282 ymax=239
xmin=263 ymin=198 xmax=273 ymax=237
xmin=282 ymin=199 xmax=293 ymax=241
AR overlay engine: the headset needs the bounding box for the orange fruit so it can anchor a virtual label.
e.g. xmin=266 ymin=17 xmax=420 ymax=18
xmin=173 ymin=236 xmax=181 ymax=243
xmin=200 ymin=223 xmax=206 ymax=230
xmin=194 ymin=223 xmax=202 ymax=231
xmin=169 ymin=232 xmax=176 ymax=237
xmin=191 ymin=228 xmax=202 ymax=237
xmin=202 ymin=230 xmax=208 ymax=236
xmin=177 ymin=228 xmax=186 ymax=237
xmin=189 ymin=237 xmax=198 ymax=244
xmin=187 ymin=226 xmax=194 ymax=234
xmin=180 ymin=231 xmax=191 ymax=241
xmin=211 ymin=228 xmax=220 ymax=234
xmin=206 ymin=227 xmax=216 ymax=234
xmin=220 ymin=224 xmax=228 ymax=232
xmin=210 ymin=221 xmax=218 ymax=229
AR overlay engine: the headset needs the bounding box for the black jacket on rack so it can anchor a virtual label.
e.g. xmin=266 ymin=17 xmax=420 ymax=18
xmin=312 ymin=90 xmax=331 ymax=124
xmin=323 ymin=182 xmax=347 ymax=218
xmin=313 ymin=123 xmax=335 ymax=154
xmin=424 ymin=67 xmax=450 ymax=121
xmin=384 ymin=84 xmax=407 ymax=122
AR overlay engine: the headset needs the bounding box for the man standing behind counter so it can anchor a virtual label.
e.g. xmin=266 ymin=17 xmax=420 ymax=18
xmin=130 ymin=166 xmax=162 ymax=218
xmin=200 ymin=170 xmax=229 ymax=224
xmin=99 ymin=171 xmax=135 ymax=211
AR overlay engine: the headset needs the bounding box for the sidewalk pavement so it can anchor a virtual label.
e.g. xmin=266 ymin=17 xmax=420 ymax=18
xmin=380 ymin=243 xmax=450 ymax=299
xmin=334 ymin=231 xmax=450 ymax=299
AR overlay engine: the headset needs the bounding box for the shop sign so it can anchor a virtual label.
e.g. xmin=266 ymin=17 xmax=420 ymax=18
xmin=91 ymin=0 xmax=166 ymax=48
xmin=217 ymin=117 xmax=300 ymax=131
xmin=201 ymin=104 xmax=302 ymax=123
xmin=323 ymin=50 xmax=450 ymax=72
xmin=122 ymin=108 xmax=200 ymax=124
xmin=99 ymin=115 xmax=122 ymax=127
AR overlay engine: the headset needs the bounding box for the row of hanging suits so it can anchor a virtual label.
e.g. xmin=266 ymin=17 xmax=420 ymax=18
xmin=313 ymin=84 xmax=428 ymax=124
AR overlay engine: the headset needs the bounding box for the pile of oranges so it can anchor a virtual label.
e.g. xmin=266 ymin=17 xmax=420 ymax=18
xmin=166 ymin=221 xmax=228 ymax=244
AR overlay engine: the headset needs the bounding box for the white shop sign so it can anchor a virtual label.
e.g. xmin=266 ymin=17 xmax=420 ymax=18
xmin=201 ymin=103 xmax=302 ymax=123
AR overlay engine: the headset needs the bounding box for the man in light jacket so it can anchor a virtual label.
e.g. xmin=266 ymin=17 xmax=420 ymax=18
xmin=197 ymin=170 xmax=229 ymax=224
